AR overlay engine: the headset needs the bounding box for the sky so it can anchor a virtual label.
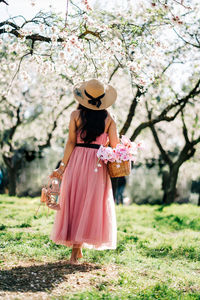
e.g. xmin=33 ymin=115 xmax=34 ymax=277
xmin=1 ymin=0 xmax=69 ymax=21
xmin=0 ymin=0 xmax=129 ymax=21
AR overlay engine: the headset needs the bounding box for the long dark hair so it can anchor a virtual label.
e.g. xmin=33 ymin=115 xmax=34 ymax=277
xmin=77 ymin=104 xmax=108 ymax=143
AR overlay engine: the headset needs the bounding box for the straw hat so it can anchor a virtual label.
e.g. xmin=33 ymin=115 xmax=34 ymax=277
xmin=73 ymin=79 xmax=117 ymax=110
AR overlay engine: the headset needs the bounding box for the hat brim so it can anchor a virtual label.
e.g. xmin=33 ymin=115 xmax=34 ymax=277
xmin=73 ymin=81 xmax=117 ymax=110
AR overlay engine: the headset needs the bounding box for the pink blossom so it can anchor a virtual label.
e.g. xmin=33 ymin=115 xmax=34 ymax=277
xmin=137 ymin=140 xmax=145 ymax=150
xmin=96 ymin=135 xmax=144 ymax=166
xmin=121 ymin=135 xmax=132 ymax=147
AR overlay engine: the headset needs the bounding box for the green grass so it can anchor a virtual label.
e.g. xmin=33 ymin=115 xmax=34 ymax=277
xmin=0 ymin=194 xmax=200 ymax=299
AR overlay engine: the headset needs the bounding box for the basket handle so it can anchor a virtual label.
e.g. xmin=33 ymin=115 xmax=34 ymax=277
xmin=104 ymin=139 xmax=109 ymax=147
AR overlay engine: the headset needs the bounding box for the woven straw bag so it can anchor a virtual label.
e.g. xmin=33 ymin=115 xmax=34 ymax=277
xmin=107 ymin=160 xmax=131 ymax=178
xmin=103 ymin=140 xmax=131 ymax=178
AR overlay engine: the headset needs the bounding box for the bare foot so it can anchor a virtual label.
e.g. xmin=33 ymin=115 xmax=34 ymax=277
xmin=77 ymin=248 xmax=83 ymax=259
xmin=69 ymin=257 xmax=79 ymax=264
xmin=70 ymin=248 xmax=81 ymax=264
xmin=69 ymin=252 xmax=79 ymax=264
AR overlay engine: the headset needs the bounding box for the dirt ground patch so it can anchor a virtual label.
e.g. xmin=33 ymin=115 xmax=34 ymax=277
xmin=0 ymin=260 xmax=119 ymax=299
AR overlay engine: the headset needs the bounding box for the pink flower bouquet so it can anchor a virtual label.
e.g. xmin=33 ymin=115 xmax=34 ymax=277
xmin=95 ymin=135 xmax=144 ymax=172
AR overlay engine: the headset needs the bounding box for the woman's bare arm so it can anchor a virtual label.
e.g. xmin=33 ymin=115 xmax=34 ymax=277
xmin=61 ymin=111 xmax=77 ymax=165
xmin=108 ymin=116 xmax=120 ymax=148
xmin=50 ymin=111 xmax=77 ymax=178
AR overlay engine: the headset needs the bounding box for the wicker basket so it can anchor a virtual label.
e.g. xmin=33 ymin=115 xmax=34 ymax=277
xmin=107 ymin=160 xmax=131 ymax=178
xmin=40 ymin=177 xmax=61 ymax=211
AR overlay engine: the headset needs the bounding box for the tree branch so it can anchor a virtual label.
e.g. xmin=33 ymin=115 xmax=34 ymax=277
xmin=109 ymin=64 xmax=120 ymax=83
xmin=181 ymin=110 xmax=190 ymax=144
xmin=119 ymin=87 xmax=144 ymax=136
xmin=173 ymin=28 xmax=200 ymax=49
xmin=147 ymin=106 xmax=173 ymax=166
xmin=78 ymin=29 xmax=103 ymax=41
xmin=38 ymin=100 xmax=75 ymax=151
xmin=8 ymin=52 xmax=31 ymax=92
xmin=0 ymin=104 xmax=22 ymax=151
xmin=191 ymin=135 xmax=200 ymax=146
xmin=65 ymin=0 xmax=69 ymax=27
xmin=130 ymin=79 xmax=200 ymax=141
xmin=0 ymin=21 xmax=103 ymax=43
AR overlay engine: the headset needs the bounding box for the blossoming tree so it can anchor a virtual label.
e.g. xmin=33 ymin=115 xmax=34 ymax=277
xmin=0 ymin=0 xmax=199 ymax=200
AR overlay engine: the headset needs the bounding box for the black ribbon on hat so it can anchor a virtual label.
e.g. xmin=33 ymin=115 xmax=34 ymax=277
xmin=84 ymin=89 xmax=105 ymax=108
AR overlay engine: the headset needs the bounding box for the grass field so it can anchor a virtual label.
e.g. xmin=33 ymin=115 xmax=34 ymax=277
xmin=0 ymin=194 xmax=200 ymax=299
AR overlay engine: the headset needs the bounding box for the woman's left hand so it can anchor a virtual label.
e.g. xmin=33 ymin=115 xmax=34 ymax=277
xmin=49 ymin=169 xmax=63 ymax=180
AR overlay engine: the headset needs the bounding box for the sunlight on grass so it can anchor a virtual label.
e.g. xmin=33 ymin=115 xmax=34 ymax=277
xmin=0 ymin=195 xmax=200 ymax=299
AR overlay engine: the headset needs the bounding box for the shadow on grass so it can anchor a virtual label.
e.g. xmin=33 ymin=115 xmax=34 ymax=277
xmin=0 ymin=261 xmax=101 ymax=293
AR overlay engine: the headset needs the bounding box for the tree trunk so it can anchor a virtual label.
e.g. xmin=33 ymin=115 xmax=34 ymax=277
xmin=162 ymin=165 xmax=179 ymax=205
xmin=7 ymin=167 xmax=17 ymax=196
xmin=2 ymin=155 xmax=18 ymax=196
xmin=198 ymin=194 xmax=200 ymax=207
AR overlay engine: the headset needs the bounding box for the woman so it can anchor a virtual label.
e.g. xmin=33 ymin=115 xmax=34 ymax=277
xmin=50 ymin=79 xmax=120 ymax=263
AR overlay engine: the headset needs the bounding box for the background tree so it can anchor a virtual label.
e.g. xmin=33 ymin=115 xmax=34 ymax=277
xmin=0 ymin=0 xmax=199 ymax=201
xmin=147 ymin=99 xmax=200 ymax=204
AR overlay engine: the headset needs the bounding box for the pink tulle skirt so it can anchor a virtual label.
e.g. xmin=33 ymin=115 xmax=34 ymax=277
xmin=50 ymin=132 xmax=117 ymax=250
